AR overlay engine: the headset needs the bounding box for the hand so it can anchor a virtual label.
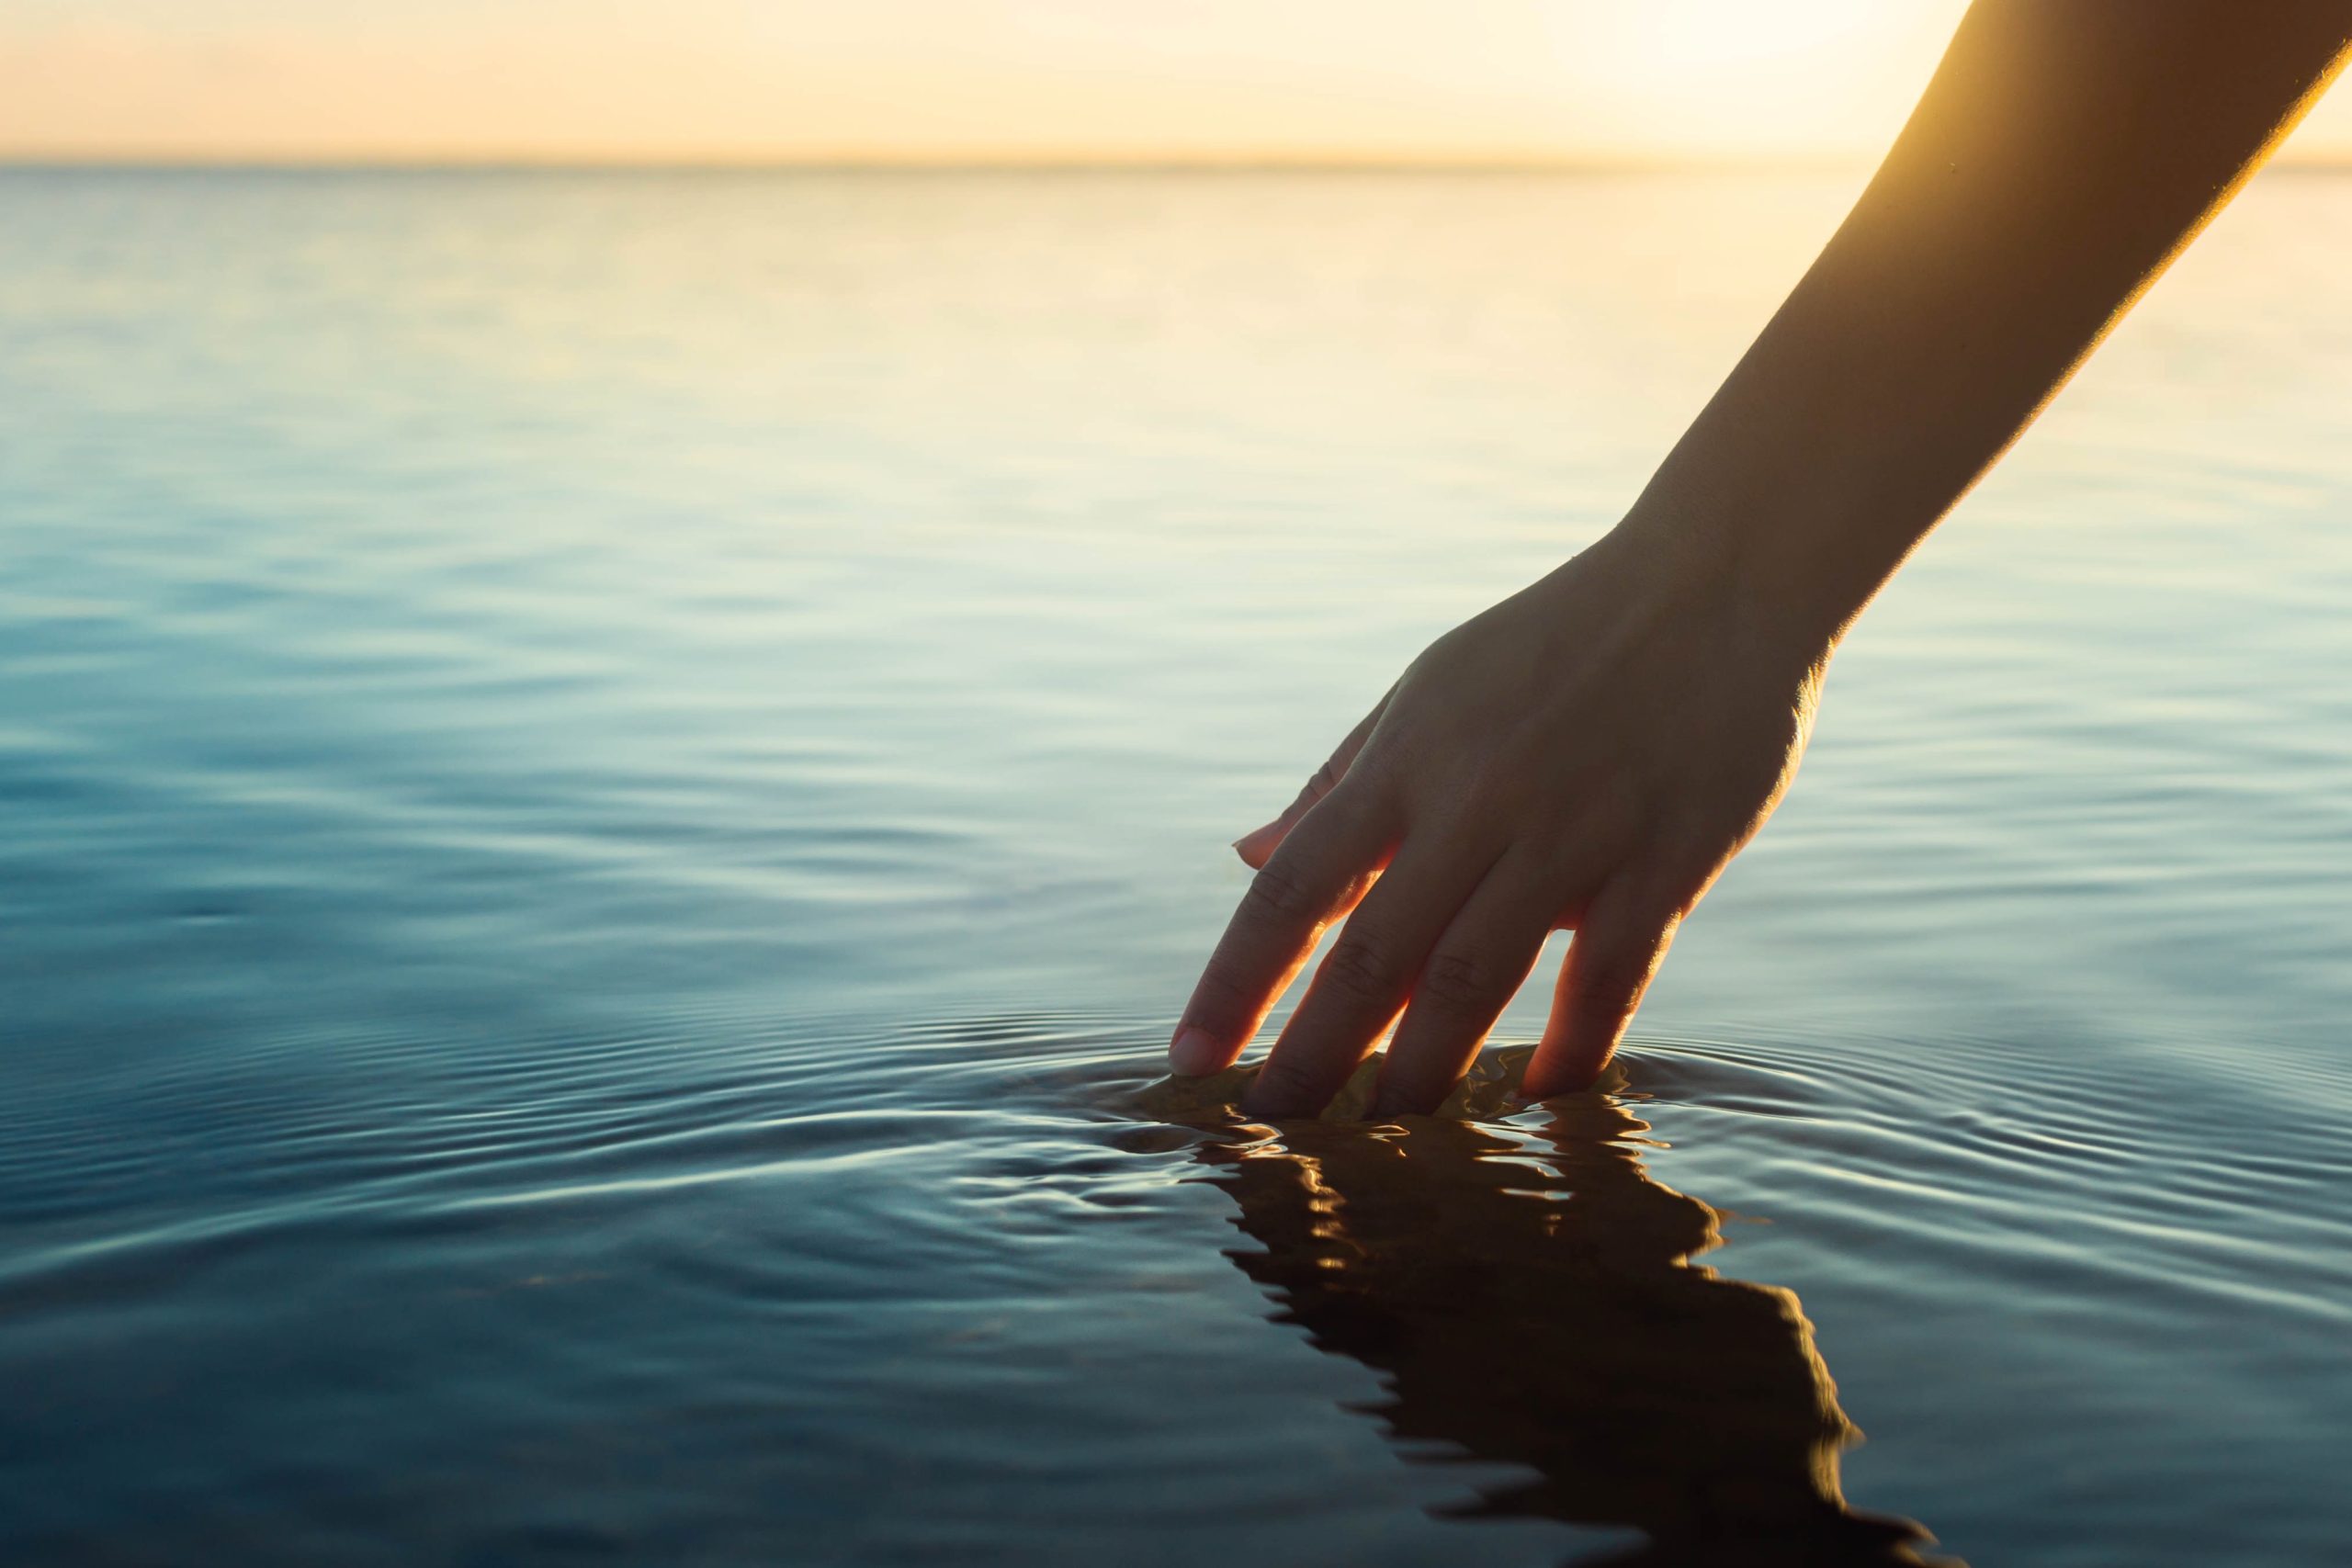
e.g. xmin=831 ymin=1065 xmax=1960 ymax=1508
xmin=1169 ymin=521 xmax=1833 ymax=1117
xmin=1161 ymin=0 xmax=2352 ymax=1119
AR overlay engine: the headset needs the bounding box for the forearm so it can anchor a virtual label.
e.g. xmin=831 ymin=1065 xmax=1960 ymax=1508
xmin=1622 ymin=0 xmax=2352 ymax=646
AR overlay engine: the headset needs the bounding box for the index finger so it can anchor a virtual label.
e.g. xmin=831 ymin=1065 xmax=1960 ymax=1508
xmin=1169 ymin=790 xmax=1393 ymax=1077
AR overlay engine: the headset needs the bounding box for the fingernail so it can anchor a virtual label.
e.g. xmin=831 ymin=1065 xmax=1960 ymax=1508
xmin=1169 ymin=1028 xmax=1223 ymax=1077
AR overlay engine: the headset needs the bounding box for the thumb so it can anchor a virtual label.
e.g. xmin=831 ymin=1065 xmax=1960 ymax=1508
xmin=1232 ymin=695 xmax=1389 ymax=869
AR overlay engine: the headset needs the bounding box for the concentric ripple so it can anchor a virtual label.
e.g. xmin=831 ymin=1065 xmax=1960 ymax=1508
xmin=7 ymin=168 xmax=2352 ymax=1565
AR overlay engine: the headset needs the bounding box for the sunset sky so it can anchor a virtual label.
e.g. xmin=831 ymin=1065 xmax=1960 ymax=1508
xmin=7 ymin=0 xmax=2352 ymax=166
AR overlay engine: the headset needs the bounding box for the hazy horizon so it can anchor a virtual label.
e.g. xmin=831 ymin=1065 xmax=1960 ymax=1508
xmin=12 ymin=0 xmax=2352 ymax=168
xmin=13 ymin=153 xmax=2352 ymax=174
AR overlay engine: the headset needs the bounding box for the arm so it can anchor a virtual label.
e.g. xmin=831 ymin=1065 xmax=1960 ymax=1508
xmin=1170 ymin=0 xmax=2352 ymax=1117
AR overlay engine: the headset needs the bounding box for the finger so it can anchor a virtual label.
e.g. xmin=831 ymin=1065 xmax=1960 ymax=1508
xmin=1369 ymin=866 xmax=1557 ymax=1118
xmin=1233 ymin=694 xmax=1390 ymax=870
xmin=1239 ymin=841 xmax=1494 ymax=1119
xmin=1170 ymin=788 xmax=1394 ymax=1077
xmin=1521 ymin=879 xmax=1683 ymax=1100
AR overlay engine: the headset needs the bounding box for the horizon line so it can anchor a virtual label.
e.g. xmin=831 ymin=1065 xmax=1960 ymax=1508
xmin=0 ymin=150 xmax=1869 ymax=174
xmin=6 ymin=151 xmax=2352 ymax=175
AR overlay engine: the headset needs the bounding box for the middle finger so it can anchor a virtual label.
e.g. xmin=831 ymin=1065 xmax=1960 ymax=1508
xmin=1240 ymin=838 xmax=1498 ymax=1119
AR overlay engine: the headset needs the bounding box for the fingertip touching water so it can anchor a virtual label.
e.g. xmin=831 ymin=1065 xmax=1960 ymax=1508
xmin=8 ymin=14 xmax=2352 ymax=1551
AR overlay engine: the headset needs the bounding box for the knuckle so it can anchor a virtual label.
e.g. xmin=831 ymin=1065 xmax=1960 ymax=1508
xmin=1251 ymin=1054 xmax=1328 ymax=1108
xmin=1418 ymin=948 xmax=1510 ymax=1013
xmin=1575 ymin=953 xmax=1651 ymax=1012
xmin=1338 ymin=750 xmax=1396 ymax=803
xmin=1241 ymin=861 xmax=1319 ymax=920
xmin=1321 ymin=934 xmax=1403 ymax=1001
xmin=1190 ymin=962 xmax=1254 ymax=1017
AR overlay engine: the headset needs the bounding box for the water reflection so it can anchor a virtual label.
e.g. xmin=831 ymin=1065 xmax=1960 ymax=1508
xmin=1142 ymin=1050 xmax=1949 ymax=1565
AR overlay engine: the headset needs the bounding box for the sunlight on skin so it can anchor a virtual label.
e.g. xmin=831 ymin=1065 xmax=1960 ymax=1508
xmin=1171 ymin=1 xmax=2352 ymax=1118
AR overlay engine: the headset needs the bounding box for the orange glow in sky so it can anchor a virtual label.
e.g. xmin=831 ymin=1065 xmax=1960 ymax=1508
xmin=6 ymin=1 xmax=2352 ymax=165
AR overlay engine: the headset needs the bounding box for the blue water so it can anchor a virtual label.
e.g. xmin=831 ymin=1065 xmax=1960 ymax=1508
xmin=2 ymin=168 xmax=2349 ymax=1565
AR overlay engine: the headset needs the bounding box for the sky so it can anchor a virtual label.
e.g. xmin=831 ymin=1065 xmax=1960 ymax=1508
xmin=6 ymin=0 xmax=2352 ymax=166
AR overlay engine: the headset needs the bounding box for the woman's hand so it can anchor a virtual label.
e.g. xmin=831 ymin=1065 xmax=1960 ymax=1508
xmin=1167 ymin=0 xmax=2352 ymax=1118
xmin=1169 ymin=521 xmax=1833 ymax=1117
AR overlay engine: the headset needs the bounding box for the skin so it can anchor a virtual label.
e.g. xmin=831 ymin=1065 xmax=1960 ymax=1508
xmin=1170 ymin=1 xmax=2352 ymax=1118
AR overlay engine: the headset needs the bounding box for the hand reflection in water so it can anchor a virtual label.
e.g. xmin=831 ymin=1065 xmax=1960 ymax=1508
xmin=1139 ymin=1048 xmax=1951 ymax=1566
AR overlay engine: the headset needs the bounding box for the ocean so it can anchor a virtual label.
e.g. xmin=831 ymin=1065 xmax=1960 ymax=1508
xmin=3 ymin=167 xmax=2348 ymax=1564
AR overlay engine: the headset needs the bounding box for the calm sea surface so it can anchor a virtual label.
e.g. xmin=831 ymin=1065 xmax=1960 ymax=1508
xmin=3 ymin=169 xmax=2349 ymax=1565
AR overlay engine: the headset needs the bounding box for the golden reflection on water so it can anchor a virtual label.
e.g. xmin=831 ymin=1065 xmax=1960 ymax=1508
xmin=1138 ymin=1050 xmax=1951 ymax=1565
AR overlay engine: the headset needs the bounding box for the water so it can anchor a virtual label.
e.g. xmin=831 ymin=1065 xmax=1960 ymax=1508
xmin=2 ymin=168 xmax=2348 ymax=1565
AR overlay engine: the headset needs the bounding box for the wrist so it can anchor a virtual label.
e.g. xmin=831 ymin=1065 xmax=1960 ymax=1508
xmin=1600 ymin=493 xmax=1860 ymax=673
